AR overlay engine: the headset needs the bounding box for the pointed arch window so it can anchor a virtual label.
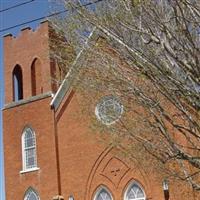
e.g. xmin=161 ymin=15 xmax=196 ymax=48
xmin=22 ymin=127 xmax=37 ymax=171
xmin=124 ymin=182 xmax=146 ymax=200
xmin=12 ymin=65 xmax=23 ymax=101
xmin=24 ymin=188 xmax=40 ymax=200
xmin=31 ymin=58 xmax=42 ymax=96
xmin=94 ymin=187 xmax=113 ymax=200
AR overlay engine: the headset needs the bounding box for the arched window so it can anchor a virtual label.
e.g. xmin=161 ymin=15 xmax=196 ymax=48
xmin=94 ymin=187 xmax=113 ymax=200
xmin=12 ymin=65 xmax=23 ymax=101
xmin=24 ymin=187 xmax=40 ymax=200
xmin=31 ymin=58 xmax=42 ymax=96
xmin=22 ymin=127 xmax=37 ymax=171
xmin=124 ymin=182 xmax=146 ymax=200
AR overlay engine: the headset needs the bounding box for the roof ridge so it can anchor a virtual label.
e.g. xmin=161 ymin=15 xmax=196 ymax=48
xmin=50 ymin=27 xmax=98 ymax=110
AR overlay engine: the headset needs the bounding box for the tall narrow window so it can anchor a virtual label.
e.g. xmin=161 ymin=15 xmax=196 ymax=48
xmin=24 ymin=187 xmax=40 ymax=200
xmin=31 ymin=58 xmax=42 ymax=96
xmin=22 ymin=127 xmax=37 ymax=171
xmin=94 ymin=187 xmax=113 ymax=200
xmin=124 ymin=182 xmax=146 ymax=200
xmin=12 ymin=65 xmax=23 ymax=101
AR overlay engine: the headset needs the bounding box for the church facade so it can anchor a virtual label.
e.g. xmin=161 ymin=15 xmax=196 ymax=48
xmin=3 ymin=21 xmax=197 ymax=200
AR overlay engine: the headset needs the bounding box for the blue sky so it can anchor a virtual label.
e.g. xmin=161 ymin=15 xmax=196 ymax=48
xmin=0 ymin=1 xmax=49 ymax=199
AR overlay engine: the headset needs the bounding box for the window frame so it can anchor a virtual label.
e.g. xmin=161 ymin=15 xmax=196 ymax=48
xmin=95 ymin=95 xmax=124 ymax=125
xmin=24 ymin=187 xmax=40 ymax=200
xmin=20 ymin=127 xmax=39 ymax=174
xmin=124 ymin=181 xmax=146 ymax=200
xmin=93 ymin=186 xmax=113 ymax=200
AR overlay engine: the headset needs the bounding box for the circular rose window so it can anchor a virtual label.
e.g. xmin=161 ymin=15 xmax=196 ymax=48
xmin=95 ymin=96 xmax=123 ymax=125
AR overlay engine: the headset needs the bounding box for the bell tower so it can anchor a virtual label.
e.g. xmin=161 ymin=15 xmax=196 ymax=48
xmin=3 ymin=21 xmax=59 ymax=200
xmin=3 ymin=21 xmax=56 ymax=104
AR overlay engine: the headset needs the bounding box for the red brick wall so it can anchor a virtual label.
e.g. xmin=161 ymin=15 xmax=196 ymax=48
xmin=3 ymin=21 xmax=52 ymax=104
xmin=3 ymin=22 xmax=198 ymax=200
xmin=55 ymin=91 xmax=197 ymax=200
xmin=3 ymin=97 xmax=58 ymax=200
xmin=55 ymin=92 xmax=158 ymax=200
xmin=3 ymin=22 xmax=59 ymax=200
xmin=31 ymin=58 xmax=43 ymax=96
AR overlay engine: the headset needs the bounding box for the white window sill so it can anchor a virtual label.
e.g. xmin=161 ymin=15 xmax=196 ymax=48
xmin=20 ymin=167 xmax=40 ymax=174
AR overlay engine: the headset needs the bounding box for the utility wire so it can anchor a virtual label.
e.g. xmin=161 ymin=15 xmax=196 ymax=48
xmin=0 ymin=0 xmax=35 ymax=13
xmin=0 ymin=0 xmax=104 ymax=33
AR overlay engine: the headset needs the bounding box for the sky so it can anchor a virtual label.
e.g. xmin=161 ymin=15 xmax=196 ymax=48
xmin=0 ymin=1 xmax=49 ymax=199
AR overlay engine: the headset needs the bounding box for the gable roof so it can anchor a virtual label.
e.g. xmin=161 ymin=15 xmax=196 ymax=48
xmin=50 ymin=28 xmax=98 ymax=110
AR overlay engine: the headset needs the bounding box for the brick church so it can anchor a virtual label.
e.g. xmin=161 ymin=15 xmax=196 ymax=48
xmin=2 ymin=21 xmax=198 ymax=200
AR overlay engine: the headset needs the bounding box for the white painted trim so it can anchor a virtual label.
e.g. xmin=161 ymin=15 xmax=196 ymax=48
xmin=20 ymin=167 xmax=40 ymax=174
xmin=123 ymin=181 xmax=146 ymax=200
xmin=21 ymin=127 xmax=38 ymax=172
xmin=95 ymin=96 xmax=124 ymax=125
xmin=24 ymin=187 xmax=40 ymax=200
xmin=50 ymin=28 xmax=97 ymax=110
xmin=93 ymin=186 xmax=113 ymax=200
